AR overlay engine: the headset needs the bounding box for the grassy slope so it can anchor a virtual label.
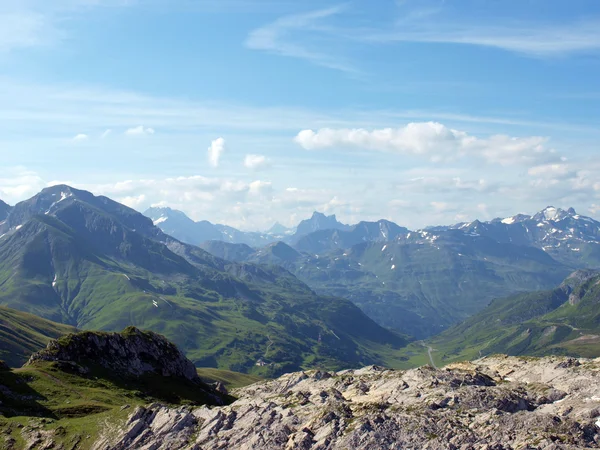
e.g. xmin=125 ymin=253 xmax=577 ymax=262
xmin=0 ymin=306 xmax=77 ymax=367
xmin=402 ymin=274 xmax=600 ymax=367
xmin=291 ymin=236 xmax=570 ymax=339
xmin=0 ymin=361 xmax=224 ymax=449
xmin=0 ymin=213 xmax=408 ymax=376
xmin=196 ymin=368 xmax=262 ymax=390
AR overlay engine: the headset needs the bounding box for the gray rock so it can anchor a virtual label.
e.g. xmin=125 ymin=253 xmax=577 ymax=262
xmin=95 ymin=356 xmax=600 ymax=449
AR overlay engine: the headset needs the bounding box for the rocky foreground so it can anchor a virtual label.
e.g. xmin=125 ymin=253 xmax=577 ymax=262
xmin=95 ymin=355 xmax=600 ymax=449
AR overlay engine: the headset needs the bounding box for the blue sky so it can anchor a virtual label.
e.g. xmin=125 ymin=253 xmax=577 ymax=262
xmin=1 ymin=0 xmax=599 ymax=230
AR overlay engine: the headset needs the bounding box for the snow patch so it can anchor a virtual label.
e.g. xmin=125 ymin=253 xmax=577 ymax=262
xmin=15 ymin=225 xmax=22 ymax=230
xmin=153 ymin=216 xmax=168 ymax=225
xmin=391 ymin=265 xmax=396 ymax=270
xmin=381 ymin=245 xmax=387 ymax=252
xmin=501 ymin=217 xmax=515 ymax=225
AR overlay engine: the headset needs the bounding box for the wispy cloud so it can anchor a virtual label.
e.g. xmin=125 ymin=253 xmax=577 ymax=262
xmin=245 ymin=5 xmax=359 ymax=73
xmin=364 ymin=21 xmax=600 ymax=57
xmin=125 ymin=125 xmax=155 ymax=136
xmin=244 ymin=154 xmax=271 ymax=171
xmin=0 ymin=12 xmax=62 ymax=52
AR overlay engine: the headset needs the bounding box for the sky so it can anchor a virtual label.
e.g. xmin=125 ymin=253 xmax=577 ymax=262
xmin=1 ymin=0 xmax=599 ymax=231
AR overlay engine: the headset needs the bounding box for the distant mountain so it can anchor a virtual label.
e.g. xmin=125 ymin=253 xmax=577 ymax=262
xmin=199 ymin=240 xmax=255 ymax=262
xmin=451 ymin=206 xmax=600 ymax=267
xmin=0 ymin=199 xmax=10 ymax=222
xmin=290 ymin=230 xmax=571 ymax=339
xmin=266 ymin=222 xmax=295 ymax=236
xmin=0 ymin=185 xmax=408 ymax=374
xmin=293 ymin=220 xmax=409 ymax=254
xmin=294 ymin=212 xmax=351 ymax=238
xmin=145 ymin=207 xmax=279 ymax=247
xmin=0 ymin=305 xmax=77 ymax=367
xmin=204 ymin=228 xmax=570 ymax=339
xmin=427 ymin=269 xmax=600 ymax=364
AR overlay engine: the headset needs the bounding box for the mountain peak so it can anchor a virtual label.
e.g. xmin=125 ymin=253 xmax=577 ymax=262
xmin=267 ymin=221 xmax=294 ymax=235
xmin=311 ymin=211 xmax=330 ymax=219
xmin=534 ymin=206 xmax=576 ymax=222
xmin=295 ymin=211 xmax=349 ymax=237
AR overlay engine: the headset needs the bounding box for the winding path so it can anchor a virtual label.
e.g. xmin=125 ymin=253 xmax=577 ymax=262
xmin=420 ymin=341 xmax=438 ymax=369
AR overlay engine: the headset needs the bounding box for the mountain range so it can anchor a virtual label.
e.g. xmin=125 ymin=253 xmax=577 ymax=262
xmin=144 ymin=206 xmax=291 ymax=247
xmin=0 ymin=186 xmax=408 ymax=375
xmin=3 ymin=187 xmax=600 ymax=373
xmin=163 ymin=206 xmax=600 ymax=338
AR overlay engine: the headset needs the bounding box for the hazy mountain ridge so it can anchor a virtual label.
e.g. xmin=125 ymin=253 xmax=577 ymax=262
xmin=145 ymin=206 xmax=284 ymax=247
xmin=148 ymin=205 xmax=600 ymax=339
xmin=0 ymin=186 xmax=409 ymax=375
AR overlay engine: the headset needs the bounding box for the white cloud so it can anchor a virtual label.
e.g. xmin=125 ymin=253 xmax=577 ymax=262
xmin=119 ymin=194 xmax=146 ymax=209
xmin=528 ymin=163 xmax=576 ymax=179
xmin=125 ymin=125 xmax=155 ymax=136
xmin=248 ymin=180 xmax=273 ymax=196
xmin=208 ymin=137 xmax=226 ymax=168
xmin=72 ymin=133 xmax=89 ymax=141
xmin=244 ymin=154 xmax=270 ymax=170
xmin=295 ymin=122 xmax=557 ymax=166
xmin=0 ymin=167 xmax=46 ymax=204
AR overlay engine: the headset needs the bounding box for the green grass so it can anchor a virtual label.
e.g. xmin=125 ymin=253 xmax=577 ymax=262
xmin=0 ymin=306 xmax=77 ymax=367
xmin=196 ymin=368 xmax=262 ymax=389
xmin=0 ymin=204 xmax=409 ymax=376
xmin=0 ymin=360 xmax=226 ymax=449
xmin=290 ymin=236 xmax=570 ymax=339
xmin=398 ymin=272 xmax=600 ymax=366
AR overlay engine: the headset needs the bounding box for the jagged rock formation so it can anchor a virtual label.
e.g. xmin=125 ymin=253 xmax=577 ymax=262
xmin=27 ymin=327 xmax=199 ymax=381
xmin=96 ymin=356 xmax=600 ymax=449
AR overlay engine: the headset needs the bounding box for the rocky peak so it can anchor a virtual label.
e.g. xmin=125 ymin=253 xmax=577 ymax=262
xmin=296 ymin=212 xmax=349 ymax=236
xmin=533 ymin=206 xmax=576 ymax=222
xmin=27 ymin=327 xmax=199 ymax=382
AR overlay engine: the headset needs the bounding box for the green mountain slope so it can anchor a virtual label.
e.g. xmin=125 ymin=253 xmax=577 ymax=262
xmin=0 ymin=328 xmax=227 ymax=448
xmin=0 ymin=186 xmax=408 ymax=375
xmin=197 ymin=231 xmax=570 ymax=339
xmin=421 ymin=270 xmax=600 ymax=366
xmin=0 ymin=306 xmax=77 ymax=367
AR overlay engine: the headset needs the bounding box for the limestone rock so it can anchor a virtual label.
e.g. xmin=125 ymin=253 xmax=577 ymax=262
xmin=97 ymin=355 xmax=600 ymax=449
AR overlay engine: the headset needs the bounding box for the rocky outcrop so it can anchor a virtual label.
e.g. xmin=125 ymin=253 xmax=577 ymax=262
xmin=97 ymin=355 xmax=600 ymax=449
xmin=27 ymin=327 xmax=198 ymax=381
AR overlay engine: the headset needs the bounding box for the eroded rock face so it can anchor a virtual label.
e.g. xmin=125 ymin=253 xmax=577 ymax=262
xmin=96 ymin=356 xmax=600 ymax=449
xmin=27 ymin=327 xmax=198 ymax=381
